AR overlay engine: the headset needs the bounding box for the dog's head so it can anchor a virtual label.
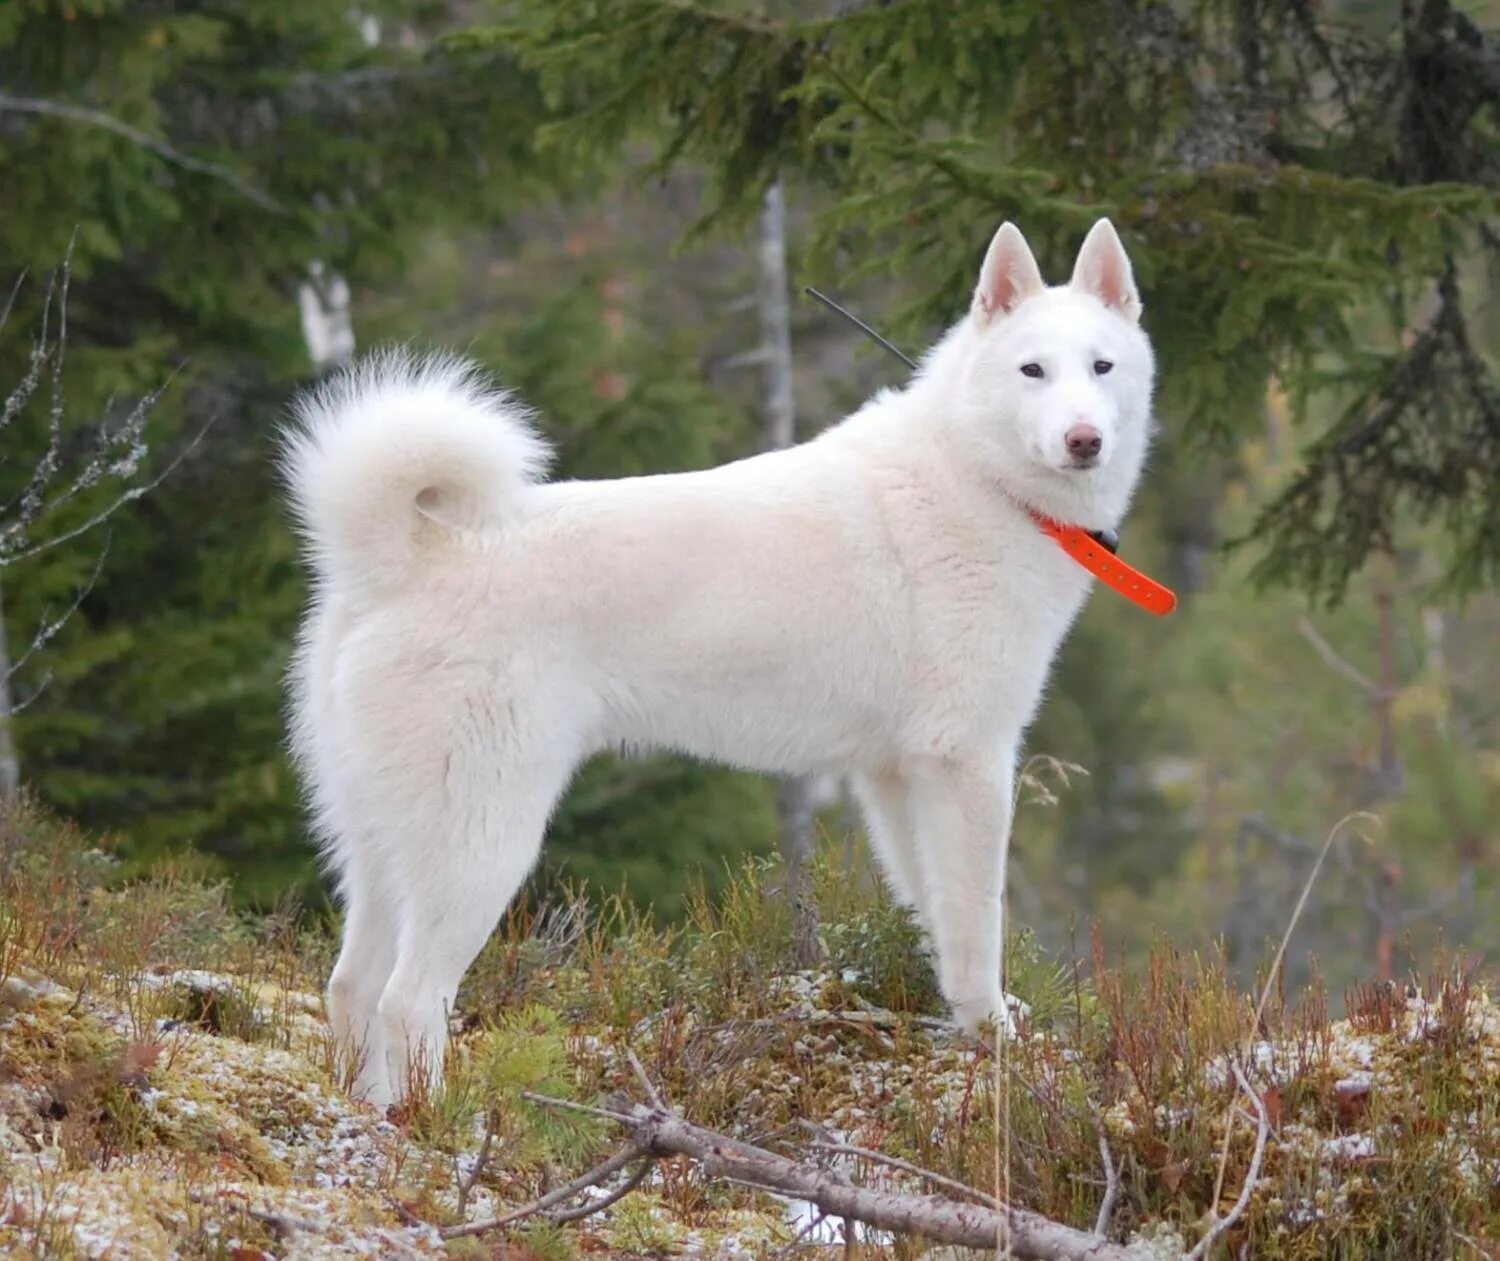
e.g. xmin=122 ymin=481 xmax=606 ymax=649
xmin=940 ymin=219 xmax=1155 ymax=527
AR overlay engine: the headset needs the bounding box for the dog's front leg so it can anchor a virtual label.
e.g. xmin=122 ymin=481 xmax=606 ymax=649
xmin=905 ymin=754 xmax=1017 ymax=1036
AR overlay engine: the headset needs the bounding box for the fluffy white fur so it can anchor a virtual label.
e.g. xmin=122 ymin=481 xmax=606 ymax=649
xmin=286 ymin=219 xmax=1155 ymax=1106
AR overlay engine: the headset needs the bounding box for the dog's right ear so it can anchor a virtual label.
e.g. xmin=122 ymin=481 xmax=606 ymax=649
xmin=972 ymin=222 xmax=1045 ymax=326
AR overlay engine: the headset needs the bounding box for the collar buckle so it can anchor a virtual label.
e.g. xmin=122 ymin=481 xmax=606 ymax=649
xmin=1087 ymin=528 xmax=1120 ymax=555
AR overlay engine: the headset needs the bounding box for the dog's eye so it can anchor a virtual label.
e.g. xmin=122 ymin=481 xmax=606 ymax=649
xmin=1020 ymin=363 xmax=1044 ymax=379
xmin=1093 ymin=360 xmax=1114 ymax=376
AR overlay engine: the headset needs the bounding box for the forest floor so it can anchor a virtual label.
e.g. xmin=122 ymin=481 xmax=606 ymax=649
xmin=2 ymin=799 xmax=1498 ymax=1259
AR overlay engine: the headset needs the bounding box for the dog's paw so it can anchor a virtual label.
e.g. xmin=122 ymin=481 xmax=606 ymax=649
xmin=950 ymin=992 xmax=1031 ymax=1039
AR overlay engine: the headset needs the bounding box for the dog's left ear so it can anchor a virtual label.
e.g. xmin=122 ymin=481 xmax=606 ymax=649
xmin=1070 ymin=219 xmax=1141 ymax=323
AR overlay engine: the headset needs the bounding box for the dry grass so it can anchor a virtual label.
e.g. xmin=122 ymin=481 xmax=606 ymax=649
xmin=1 ymin=795 xmax=1498 ymax=1258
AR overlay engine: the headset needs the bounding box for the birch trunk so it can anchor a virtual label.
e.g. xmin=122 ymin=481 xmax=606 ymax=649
xmin=298 ymin=261 xmax=355 ymax=371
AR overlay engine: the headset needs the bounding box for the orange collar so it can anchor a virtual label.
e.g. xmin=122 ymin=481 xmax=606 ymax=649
xmin=1030 ymin=512 xmax=1178 ymax=616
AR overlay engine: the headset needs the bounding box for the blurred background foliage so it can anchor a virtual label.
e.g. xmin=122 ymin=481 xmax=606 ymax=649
xmin=1 ymin=0 xmax=1496 ymax=993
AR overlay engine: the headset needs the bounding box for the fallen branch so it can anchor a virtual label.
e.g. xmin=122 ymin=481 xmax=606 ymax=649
xmin=525 ymin=1092 xmax=1150 ymax=1260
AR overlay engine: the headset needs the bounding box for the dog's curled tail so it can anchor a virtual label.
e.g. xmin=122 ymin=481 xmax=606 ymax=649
xmin=282 ymin=352 xmax=550 ymax=592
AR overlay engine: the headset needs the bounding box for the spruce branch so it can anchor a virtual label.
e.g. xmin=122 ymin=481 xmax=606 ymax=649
xmin=0 ymin=93 xmax=287 ymax=214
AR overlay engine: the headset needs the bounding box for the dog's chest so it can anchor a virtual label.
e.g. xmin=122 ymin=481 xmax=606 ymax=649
xmin=897 ymin=515 xmax=1094 ymax=726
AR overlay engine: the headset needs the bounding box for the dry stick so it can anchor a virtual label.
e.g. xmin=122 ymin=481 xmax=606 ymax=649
xmin=1295 ymin=617 xmax=1380 ymax=696
xmin=1183 ymin=1065 xmax=1272 ymax=1261
xmin=439 ymin=1141 xmax=651 ymax=1240
xmin=548 ymin=1160 xmax=653 ymax=1224
xmin=799 ymin=1127 xmax=1001 ymax=1210
xmin=524 ymin=1092 xmax=1149 ymax=1260
xmin=1090 ymin=1108 xmax=1121 ymax=1238
xmin=775 ymin=1207 xmax=830 ymax=1259
xmin=1204 ymin=812 xmax=1378 ymax=1234
xmin=625 ymin=1046 xmax=665 ymax=1109
xmin=189 ymin=1192 xmax=324 ymax=1239
xmin=4 ymin=538 xmax=108 ymax=685
xmin=385 ymin=1194 xmax=427 ymax=1229
xmin=454 ymin=1111 xmax=496 ymax=1218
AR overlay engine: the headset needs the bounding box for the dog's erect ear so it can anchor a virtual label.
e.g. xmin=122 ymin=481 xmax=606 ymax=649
xmin=1070 ymin=219 xmax=1141 ymax=323
xmin=972 ymin=222 xmax=1045 ymax=325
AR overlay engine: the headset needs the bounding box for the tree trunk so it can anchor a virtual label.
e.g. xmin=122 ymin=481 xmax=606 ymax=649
xmin=757 ymin=179 xmax=821 ymax=965
xmin=1372 ymin=551 xmax=1403 ymax=800
xmin=0 ymin=574 xmax=19 ymax=799
xmin=1365 ymin=550 xmax=1404 ymax=978
xmin=298 ymin=261 xmax=355 ymax=371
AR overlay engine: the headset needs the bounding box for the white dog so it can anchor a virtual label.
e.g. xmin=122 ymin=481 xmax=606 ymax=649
xmin=285 ymin=219 xmax=1155 ymax=1106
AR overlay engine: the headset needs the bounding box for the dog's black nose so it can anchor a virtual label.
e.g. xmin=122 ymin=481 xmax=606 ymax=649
xmin=1066 ymin=424 xmax=1102 ymax=458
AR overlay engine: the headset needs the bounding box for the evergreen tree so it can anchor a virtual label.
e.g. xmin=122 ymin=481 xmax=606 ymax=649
xmin=0 ymin=1 xmax=558 ymax=898
xmin=477 ymin=0 xmax=1498 ymax=598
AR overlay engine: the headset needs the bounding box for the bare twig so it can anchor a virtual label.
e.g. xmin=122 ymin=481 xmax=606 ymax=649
xmin=0 ymin=269 xmax=55 ymax=442
xmin=2 ymin=409 xmax=209 ymax=567
xmin=189 ymin=1191 xmax=325 ymax=1239
xmin=439 ymin=1141 xmax=650 ymax=1240
xmin=1209 ymin=811 xmax=1377 ymax=1213
xmin=1185 ymin=1064 xmax=1271 ymax=1261
xmin=0 ymin=93 xmax=286 ymax=213
xmin=625 ymin=1046 xmax=665 ymax=1110
xmin=1295 ymin=617 xmax=1381 ymax=697
xmin=799 ymin=1122 xmax=1000 ymax=1210
xmin=1090 ymin=1108 xmax=1120 ymax=1238
xmin=0 ymin=252 xmax=198 ymax=796
xmin=6 ymin=670 xmax=52 ymax=717
xmin=775 ymin=1206 xmax=830 ymax=1258
xmin=4 ymin=539 xmax=108 ymax=682
xmin=0 ymin=271 xmax=25 ymax=335
xmin=1 ymin=256 xmax=197 ymax=570
xmin=454 ymin=1111 xmax=496 ymax=1219
xmin=547 ymin=1159 xmax=652 ymax=1223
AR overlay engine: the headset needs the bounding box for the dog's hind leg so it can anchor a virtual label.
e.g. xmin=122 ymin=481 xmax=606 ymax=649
xmin=377 ymin=745 xmax=576 ymax=1103
xmin=903 ymin=755 xmax=1017 ymax=1036
xmin=326 ymin=851 xmax=401 ymax=1106
xmin=852 ymin=771 xmax=930 ymax=934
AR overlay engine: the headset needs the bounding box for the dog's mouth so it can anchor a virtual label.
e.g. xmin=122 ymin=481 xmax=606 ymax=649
xmin=1064 ymin=454 xmax=1100 ymax=472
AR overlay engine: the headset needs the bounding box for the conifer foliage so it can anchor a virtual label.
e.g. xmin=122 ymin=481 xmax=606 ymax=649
xmin=479 ymin=0 xmax=1499 ymax=598
xmin=0 ymin=1 xmax=555 ymax=895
